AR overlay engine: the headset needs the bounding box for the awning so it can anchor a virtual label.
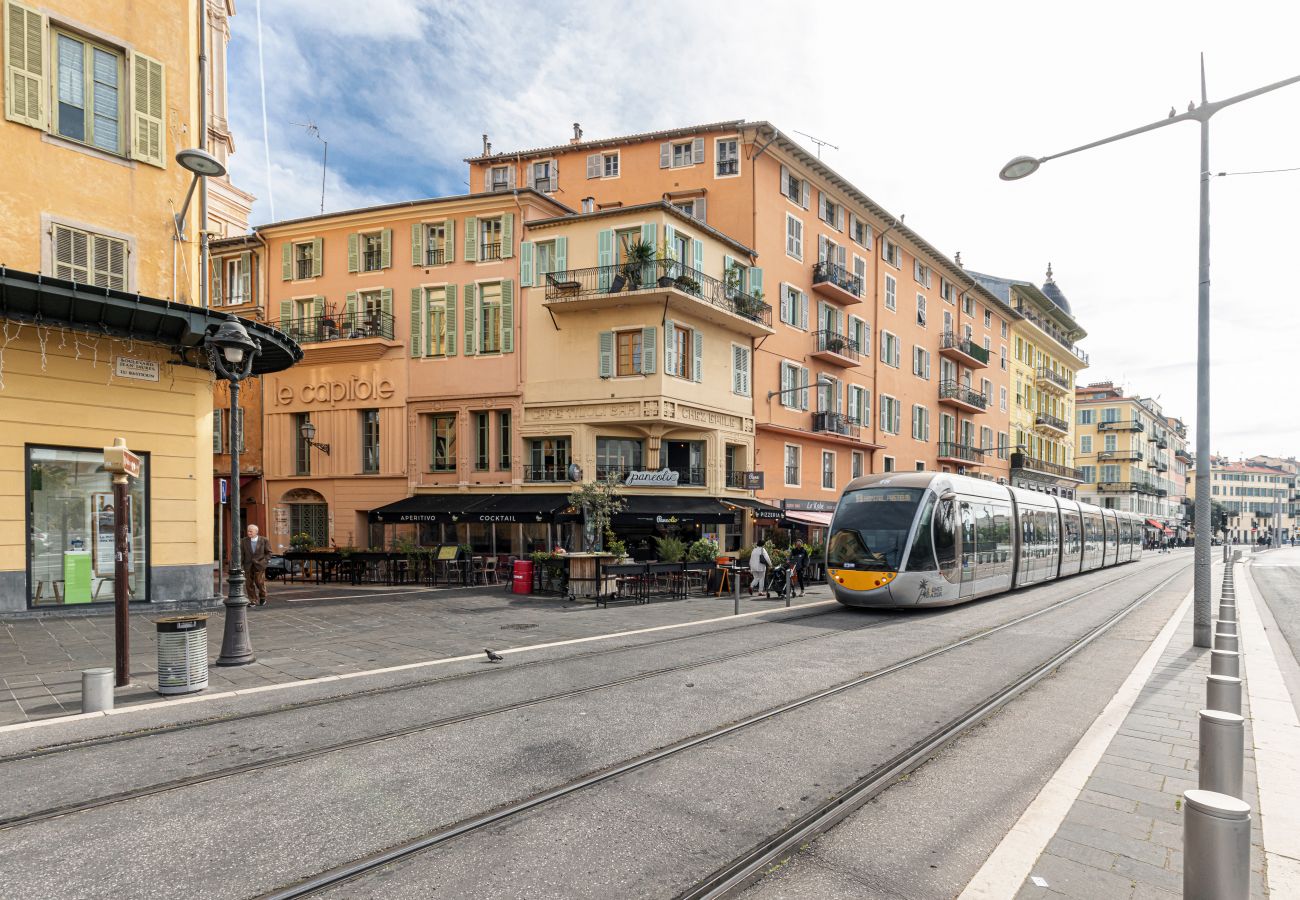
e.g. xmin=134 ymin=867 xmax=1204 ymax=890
xmin=455 ymin=493 xmax=572 ymax=523
xmin=368 ymin=494 xmax=490 ymax=524
xmin=721 ymin=497 xmax=784 ymax=520
xmin=1144 ymin=518 xmax=1164 ymax=530
xmin=784 ymin=510 xmax=834 ymax=527
xmin=0 ymin=267 xmax=301 ymax=375
xmin=612 ymin=495 xmax=737 ymax=526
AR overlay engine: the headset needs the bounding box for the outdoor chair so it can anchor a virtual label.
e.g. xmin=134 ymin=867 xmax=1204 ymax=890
xmin=483 ymin=557 xmax=498 ymax=585
xmin=546 ymin=272 xmax=581 ymax=295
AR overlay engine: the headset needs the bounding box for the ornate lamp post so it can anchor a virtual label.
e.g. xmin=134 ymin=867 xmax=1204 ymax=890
xmin=206 ymin=319 xmax=260 ymax=666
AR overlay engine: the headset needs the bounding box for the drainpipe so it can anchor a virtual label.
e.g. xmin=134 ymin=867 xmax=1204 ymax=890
xmin=197 ymin=0 xmax=210 ymax=308
xmin=870 ymin=217 xmax=901 ymax=469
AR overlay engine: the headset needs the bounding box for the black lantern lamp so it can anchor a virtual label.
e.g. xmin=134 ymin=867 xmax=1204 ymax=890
xmin=300 ymin=418 xmax=330 ymax=455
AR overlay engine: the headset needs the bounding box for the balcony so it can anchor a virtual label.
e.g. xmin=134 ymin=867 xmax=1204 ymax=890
xmin=1154 ymin=434 xmax=1169 ymax=449
xmin=276 ymin=310 xmax=395 ymax=344
xmin=1098 ymin=419 xmax=1145 ymax=432
xmin=811 ymin=330 xmax=860 ymax=366
xmin=1175 ymin=448 xmax=1194 ymax=464
xmin=811 ymin=260 xmax=864 ymax=304
xmin=1155 ymin=460 xmax=1169 ymax=473
xmin=938 ymin=442 xmax=984 ymax=465
xmin=1097 ymin=449 xmax=1143 ymax=462
xmin=424 ymin=247 xmax=446 ymax=267
xmin=1012 ymin=300 xmax=1089 ymax=366
xmin=1011 ymin=452 xmax=1082 ymax=482
xmin=939 ymin=331 xmax=990 ymax=368
xmin=1035 ymin=366 xmax=1071 ymax=394
xmin=1034 ymin=412 xmax=1069 ymax=436
xmin=812 ymin=411 xmax=860 ymax=439
xmin=524 ymin=466 xmax=569 ymax=483
xmin=480 ymin=242 xmax=503 ymax=261
xmin=543 ymin=260 xmax=773 ymax=336
xmin=938 ymin=380 xmax=988 ymax=414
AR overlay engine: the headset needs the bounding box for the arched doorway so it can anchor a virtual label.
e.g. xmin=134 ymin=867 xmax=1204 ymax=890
xmin=280 ymin=488 xmax=329 ymax=549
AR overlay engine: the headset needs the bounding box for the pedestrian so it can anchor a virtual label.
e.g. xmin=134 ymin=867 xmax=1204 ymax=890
xmin=749 ymin=543 xmax=773 ymax=597
xmin=789 ymin=539 xmax=809 ymax=597
xmin=242 ymin=524 xmax=270 ymax=606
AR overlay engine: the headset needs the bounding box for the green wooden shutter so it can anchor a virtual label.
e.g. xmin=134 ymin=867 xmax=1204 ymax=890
xmin=281 ymin=244 xmax=292 ymax=280
xmin=313 ymin=296 xmax=324 ymax=321
xmin=381 ymin=228 xmax=392 ymax=268
xmin=692 ymin=330 xmax=703 ymax=383
xmin=444 ymin=219 xmax=455 ymax=262
xmin=210 ymin=257 xmax=223 ymax=305
xmin=664 ymin=224 xmax=677 ymax=262
xmin=345 ymin=291 xmax=357 ymax=324
xmin=410 ymin=223 xmax=423 ymax=266
xmin=278 ymin=300 xmax=292 ymax=327
xmin=464 ymin=217 xmax=478 ymax=262
xmin=555 ymin=236 xmax=567 ymax=274
xmin=692 ymin=239 xmax=703 ymax=275
xmin=597 ymin=229 xmax=613 ymax=290
xmin=501 ymin=214 xmax=514 ymax=259
xmin=213 ymin=408 xmax=223 ymax=453
xmin=659 ymin=142 xmax=670 ymax=168
xmin=380 ymin=288 xmax=393 ymax=327
xmin=410 ymin=287 xmax=422 ymax=357
xmin=129 ymin=51 xmax=165 ymax=166
xmin=598 ymin=331 xmax=614 ymax=377
xmin=347 ymin=234 xmax=359 ymax=272
xmin=640 ymin=326 xmax=656 ymax=374
xmin=749 ymin=266 xmax=763 ymax=298
xmin=799 ymin=366 xmax=809 ymax=410
xmin=311 ymin=238 xmax=323 ymax=277
xmin=639 ymin=222 xmax=656 ymax=283
xmin=463 ymin=284 xmax=477 ymax=354
xmin=519 ymin=241 xmax=534 ymax=287
xmin=445 ymin=284 xmax=457 ymax=356
xmin=4 ymin=1 xmax=44 ymax=128
xmin=664 ymin=320 xmax=677 ymax=375
xmin=501 ymin=279 xmax=514 ymax=353
xmin=239 ymin=251 xmax=252 ymax=300
xmin=799 ymin=292 xmax=809 ymax=330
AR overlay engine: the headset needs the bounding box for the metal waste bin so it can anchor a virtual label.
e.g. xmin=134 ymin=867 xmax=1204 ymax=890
xmin=156 ymin=615 xmax=209 ymax=695
xmin=512 ymin=559 xmax=534 ymax=595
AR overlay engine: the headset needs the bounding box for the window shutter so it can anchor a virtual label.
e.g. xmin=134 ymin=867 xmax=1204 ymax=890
xmin=692 ymin=330 xmax=703 ymax=383
xmin=659 ymin=142 xmax=670 ymax=168
xmin=780 ymin=165 xmax=789 ymax=193
xmin=598 ymin=331 xmax=614 ymax=377
xmin=501 ymin=279 xmax=514 ymax=353
xmin=444 ymin=219 xmax=455 ymax=263
xmin=640 ymin=222 xmax=656 ymax=249
xmin=463 ymin=284 xmax=477 ymax=354
xmin=664 ymin=320 xmax=677 ymax=375
xmin=692 ymin=137 xmax=705 ymax=164
xmin=780 ymin=364 xmax=791 ymax=405
xmin=799 ymin=366 xmax=810 ymax=410
xmin=313 ymin=295 xmax=325 ymax=320
xmin=278 ymin=300 xmax=292 ymax=325
xmin=597 ymin=228 xmax=613 ymax=290
xmin=834 ymin=307 xmax=843 ymax=335
xmin=464 ymin=217 xmax=478 ymax=262
xmin=213 ymin=408 xmax=223 ymax=453
xmin=749 ymin=266 xmax=763 ymax=298
xmin=347 ymin=234 xmax=359 ymax=272
xmin=129 ymin=51 xmax=165 ymax=166
xmin=640 ymin=326 xmax=656 ymax=374
xmin=281 ymin=244 xmax=292 ymax=281
xmin=799 ymin=292 xmax=809 ymax=330
xmin=380 ymin=287 xmax=393 ymax=322
xmin=663 ymin=224 xmax=676 ymax=261
xmin=501 ymin=213 xmax=514 ymax=259
xmin=692 ymin=239 xmax=703 ymax=275
xmin=694 ymin=197 xmax=706 ymax=223
xmin=445 ymin=284 xmax=457 ymax=356
xmin=311 ymin=238 xmax=323 ymax=277
xmin=925 ymin=351 xmax=931 ymax=380
xmin=519 ymin=241 xmax=534 ymax=287
xmin=801 ymin=180 xmax=810 ymax=209
xmin=723 ymin=254 xmax=735 ymax=286
xmin=555 ymin=236 xmax=567 ymax=274
xmin=817 ymin=234 xmax=828 ymax=263
xmin=345 ymin=291 xmax=357 ymax=322
xmin=733 ymin=345 xmax=750 ymax=396
xmin=210 ymin=257 xmax=223 ymax=304
xmin=836 ymin=244 xmax=847 ymax=268
xmin=239 ymin=251 xmax=252 ymax=300
xmin=836 ymin=380 xmax=844 ymax=413
xmin=4 ymin=1 xmax=44 ymax=128
xmin=837 ymin=207 xmax=844 ymax=231
xmin=410 ymin=223 xmax=423 ymax=266
xmin=586 ymin=153 xmax=601 ymax=178
xmin=381 ymin=228 xmax=392 ymax=268
xmin=410 ymin=287 xmax=423 ymax=357
xmin=507 ymin=167 xmax=516 ymax=188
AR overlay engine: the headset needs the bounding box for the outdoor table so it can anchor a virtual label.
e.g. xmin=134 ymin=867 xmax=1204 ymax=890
xmin=565 ymin=553 xmax=616 ymax=599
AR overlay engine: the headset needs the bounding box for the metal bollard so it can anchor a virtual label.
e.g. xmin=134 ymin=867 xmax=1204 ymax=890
xmin=1199 ymin=709 xmax=1245 ymax=798
xmin=1218 ymin=604 xmax=1237 ymax=623
xmin=1214 ymin=631 xmax=1239 ymax=653
xmin=733 ymin=565 xmax=741 ymax=616
xmin=1210 ymin=649 xmax=1240 ymax=678
xmin=1206 ymin=675 xmax=1243 ymax=715
xmin=1184 ymin=789 xmax=1250 ymax=900
xmin=1216 ymin=620 xmax=1238 ymax=636
xmin=81 ymin=667 xmax=114 ymax=713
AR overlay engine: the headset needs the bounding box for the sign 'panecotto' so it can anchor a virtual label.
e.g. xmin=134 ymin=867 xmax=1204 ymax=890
xmin=624 ymin=469 xmax=680 ymax=487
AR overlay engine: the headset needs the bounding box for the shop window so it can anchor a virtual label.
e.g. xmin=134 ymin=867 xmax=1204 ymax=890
xmin=527 ymin=438 xmax=570 ymax=482
xmin=361 ymin=409 xmax=380 ymax=474
xmin=431 ymin=414 xmax=457 ymax=472
xmin=596 ymin=437 xmax=644 ymax=480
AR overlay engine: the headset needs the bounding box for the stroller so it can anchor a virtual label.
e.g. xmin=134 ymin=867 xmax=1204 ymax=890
xmin=764 ymin=560 xmax=796 ymax=600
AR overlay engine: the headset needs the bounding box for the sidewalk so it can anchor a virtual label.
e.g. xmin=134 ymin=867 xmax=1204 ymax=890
xmin=964 ymin=552 xmax=1298 ymax=899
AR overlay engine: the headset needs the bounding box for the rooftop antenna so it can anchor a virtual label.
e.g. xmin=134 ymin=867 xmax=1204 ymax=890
xmin=793 ymin=129 xmax=839 ymax=159
xmin=290 ymin=120 xmax=328 ymax=214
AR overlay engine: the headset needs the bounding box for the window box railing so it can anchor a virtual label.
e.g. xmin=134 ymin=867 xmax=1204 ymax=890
xmin=939 ymin=380 xmax=988 ymax=410
xmin=940 ymin=331 xmax=991 ymax=365
xmin=669 ymin=466 xmax=707 ymax=486
xmin=295 ymin=259 xmax=314 ymax=280
xmin=480 ymin=242 xmax=503 ymax=261
xmin=425 ymin=247 xmax=445 ymax=267
xmin=811 ymin=260 xmax=864 ymax=298
xmin=938 ymin=441 xmax=984 ymax=464
xmin=594 ymin=464 xmax=637 ymax=482
xmin=812 ymin=411 xmax=860 ymax=438
xmin=1035 ymin=412 xmax=1069 ymax=432
xmin=542 ymin=260 xmax=772 ymax=327
xmin=275 ymin=309 xmax=395 ymax=343
xmin=717 ymin=159 xmax=738 ymax=176
xmin=362 ymin=448 xmax=380 ymax=475
xmin=532 ymin=177 xmax=555 ymax=192
xmin=814 ymin=329 xmax=860 ymax=362
xmin=1010 ymin=452 xmax=1082 ymax=481
xmin=524 ymin=466 xmax=569 ymax=483
xmin=363 ymin=249 xmax=383 ymax=271
xmin=785 ymin=466 xmax=800 ymax=485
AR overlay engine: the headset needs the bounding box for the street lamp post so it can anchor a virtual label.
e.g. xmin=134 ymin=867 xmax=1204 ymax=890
xmin=999 ymin=59 xmax=1300 ymax=648
xmin=207 ymin=320 xmax=260 ymax=666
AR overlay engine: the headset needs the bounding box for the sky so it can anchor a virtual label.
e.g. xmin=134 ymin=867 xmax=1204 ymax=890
xmin=225 ymin=0 xmax=1300 ymax=461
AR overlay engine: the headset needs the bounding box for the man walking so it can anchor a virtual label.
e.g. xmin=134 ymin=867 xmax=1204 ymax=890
xmin=789 ymin=539 xmax=809 ymax=597
xmin=241 ymin=524 xmax=271 ymax=606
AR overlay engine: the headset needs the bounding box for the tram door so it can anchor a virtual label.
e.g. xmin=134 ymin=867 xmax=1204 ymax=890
xmin=959 ymin=501 xmax=977 ymax=597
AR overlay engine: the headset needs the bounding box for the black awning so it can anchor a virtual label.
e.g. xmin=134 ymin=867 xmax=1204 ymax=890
xmin=368 ymin=493 xmax=489 ymax=524
xmin=721 ymin=497 xmax=784 ymax=520
xmin=612 ymin=495 xmax=738 ymax=526
xmin=456 ymin=493 xmax=574 ymax=523
xmin=0 ymin=267 xmax=301 ymax=375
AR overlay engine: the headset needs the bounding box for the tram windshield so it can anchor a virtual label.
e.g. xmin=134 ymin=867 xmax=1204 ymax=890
xmin=827 ymin=487 xmax=924 ymax=572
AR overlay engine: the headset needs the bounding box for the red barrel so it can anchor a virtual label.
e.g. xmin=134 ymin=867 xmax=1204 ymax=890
xmin=512 ymin=559 xmax=534 ymax=595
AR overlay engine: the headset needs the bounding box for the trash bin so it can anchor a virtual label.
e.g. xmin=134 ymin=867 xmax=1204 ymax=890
xmin=512 ymin=559 xmax=534 ymax=596
xmin=156 ymin=615 xmax=209 ymax=696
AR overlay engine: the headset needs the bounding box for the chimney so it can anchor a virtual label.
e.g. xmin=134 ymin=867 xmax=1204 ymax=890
xmin=571 ymin=122 xmax=583 ymax=144
xmin=482 ymin=133 xmax=491 ymax=156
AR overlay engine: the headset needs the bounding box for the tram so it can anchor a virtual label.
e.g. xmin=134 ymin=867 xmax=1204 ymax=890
xmin=826 ymin=472 xmax=1144 ymax=608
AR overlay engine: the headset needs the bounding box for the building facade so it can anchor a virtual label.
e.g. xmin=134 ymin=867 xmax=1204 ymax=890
xmin=1191 ymin=456 xmax=1298 ymax=544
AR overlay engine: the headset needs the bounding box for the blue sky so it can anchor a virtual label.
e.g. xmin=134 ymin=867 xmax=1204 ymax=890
xmin=225 ymin=0 xmax=1300 ymax=456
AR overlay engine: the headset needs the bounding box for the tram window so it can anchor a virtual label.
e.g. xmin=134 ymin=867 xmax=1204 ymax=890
xmin=975 ymin=504 xmax=999 ymax=566
xmin=993 ymin=505 xmax=1012 ymax=566
xmin=905 ymin=494 xmax=938 ymax=572
xmin=828 ymin=487 xmax=924 ymax=572
xmin=934 ymin=497 xmax=958 ymax=581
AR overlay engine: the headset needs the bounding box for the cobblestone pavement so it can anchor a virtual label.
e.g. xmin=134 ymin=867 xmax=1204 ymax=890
xmin=0 ymin=580 xmax=831 ymax=725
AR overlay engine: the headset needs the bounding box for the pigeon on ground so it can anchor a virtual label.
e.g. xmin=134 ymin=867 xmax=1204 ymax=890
xmin=484 ymin=648 xmax=505 ymax=663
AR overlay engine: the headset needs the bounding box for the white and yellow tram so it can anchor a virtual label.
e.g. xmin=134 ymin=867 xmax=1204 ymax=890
xmin=826 ymin=472 xmax=1144 ymax=608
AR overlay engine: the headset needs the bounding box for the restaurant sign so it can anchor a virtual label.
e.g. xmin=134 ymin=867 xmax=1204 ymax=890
xmin=625 ymin=469 xmax=680 ymax=487
xmin=783 ymin=498 xmax=837 ymax=513
xmin=742 ymin=471 xmax=764 ymax=490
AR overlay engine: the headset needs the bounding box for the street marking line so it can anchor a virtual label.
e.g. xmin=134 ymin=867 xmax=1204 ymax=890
xmin=1238 ymin=562 xmax=1300 ymax=896
xmin=0 ymin=598 xmax=835 ymax=734
xmin=957 ymin=574 xmax=1197 ymax=899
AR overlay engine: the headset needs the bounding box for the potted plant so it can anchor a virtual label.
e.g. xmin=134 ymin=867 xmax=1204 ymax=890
xmin=289 ymin=532 xmax=314 ymax=552
xmin=687 ymin=537 xmax=721 ymax=562
xmin=654 ymin=535 xmax=687 ymax=563
xmin=569 ymin=476 xmax=626 ymax=552
xmin=621 ymin=239 xmax=656 ymax=289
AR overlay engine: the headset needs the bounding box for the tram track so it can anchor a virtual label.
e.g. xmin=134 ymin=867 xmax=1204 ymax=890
xmin=250 ymin=557 xmax=1192 ymax=900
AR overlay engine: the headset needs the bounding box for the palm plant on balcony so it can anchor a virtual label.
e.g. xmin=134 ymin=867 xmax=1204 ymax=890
xmin=621 ymin=239 xmax=656 ymax=289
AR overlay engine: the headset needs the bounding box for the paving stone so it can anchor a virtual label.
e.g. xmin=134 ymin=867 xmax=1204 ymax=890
xmin=1054 ymin=822 xmax=1168 ymax=868
xmin=1022 ymin=852 xmax=1138 ymax=899
xmin=1111 ymin=854 xmax=1180 ymax=892
xmin=1043 ymin=836 xmax=1119 ymax=872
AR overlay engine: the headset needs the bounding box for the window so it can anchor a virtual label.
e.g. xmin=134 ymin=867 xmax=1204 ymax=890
xmin=1001 ymin=320 xmax=1008 ymax=338
xmin=852 ymin=451 xmax=864 ymax=479
xmin=581 ymin=198 xmax=595 ymax=213
xmin=1000 ymin=386 xmax=1008 ymax=411
xmin=480 ymin=217 xmax=504 ymax=260
xmin=822 ymin=451 xmax=836 ymax=489
xmin=781 ymin=166 xmax=808 ymax=206
xmin=981 ymin=378 xmax=993 ymax=401
xmin=361 ymin=409 xmax=380 ymax=474
xmin=850 ymin=213 xmax=872 ymax=248
xmin=1000 ymin=345 xmax=1008 ymax=371
xmin=1080 ymin=465 xmax=1096 ymax=483
xmin=916 ymin=293 xmax=927 ymax=327
xmin=881 ymin=238 xmax=901 ymax=268
xmin=963 ymin=295 xmax=975 ymax=316
xmin=424 ymin=222 xmax=448 ymax=266
xmin=819 ymin=193 xmax=842 ymax=229
xmin=671 ymin=140 xmax=695 ymax=167
xmin=780 ymin=284 xmax=804 ymax=328
xmin=294 ymin=413 xmax=312 ymax=475
xmin=534 ymin=240 xmax=556 ymax=279
xmin=912 ymin=346 xmax=931 ymax=379
xmin=913 ymin=260 xmax=931 ymax=287
xmin=478 ymin=281 xmax=502 ymax=352
xmin=732 ymin=344 xmax=751 ymax=396
xmin=1104 ymin=433 xmax=1118 ymax=452
xmin=849 ymin=315 xmax=868 ymax=355
xmin=431 ymin=414 xmax=456 ymax=472
xmin=669 ymin=324 xmax=693 ymax=379
xmin=881 ymin=331 xmax=901 ymax=367
xmin=51 ymin=223 xmax=127 ymax=290
xmin=362 ymin=232 xmax=383 ymax=271
xmin=52 ymin=31 xmax=123 ymax=153
xmin=786 ymin=214 xmax=803 ymax=260
xmin=672 ymin=198 xmax=705 ymax=222
xmin=1079 ymin=408 xmax=1096 ymax=425
xmin=223 ymin=256 xmax=248 ymax=306
xmin=848 ymin=385 xmax=869 ymax=427
xmin=531 ymin=160 xmax=555 ymax=192
xmin=488 ymin=165 xmax=511 ymax=191
xmin=940 ymin=278 xmax=955 ymax=303
xmin=1101 ymin=464 xmax=1120 ymax=482
xmin=617 ymin=329 xmax=643 ymax=377
xmin=474 ymin=411 xmax=489 ymax=471
xmin=780 ymin=362 xmax=807 ymax=409
xmin=498 ymin=411 xmax=511 ymax=470
xmin=424 ymin=287 xmax=451 ymax=356
xmin=880 ymin=395 xmax=901 ymax=434
xmin=596 ymin=438 xmax=643 ymax=479
xmin=997 ymin=432 xmax=1010 ymax=460
xmin=294 ymin=240 xmax=317 ymax=280
xmin=911 ymin=404 xmax=931 ymax=441
xmin=1080 ymin=435 xmax=1092 ymax=454
xmin=785 ymin=445 xmax=801 ymax=486
xmin=883 ymin=456 xmax=895 ymax=473
xmin=884 ymin=274 xmax=897 ymax=310
xmin=527 ymin=438 xmax=570 ymax=482
xmin=716 ymin=138 xmax=739 ymax=176
xmin=586 ymin=151 xmax=620 ymax=179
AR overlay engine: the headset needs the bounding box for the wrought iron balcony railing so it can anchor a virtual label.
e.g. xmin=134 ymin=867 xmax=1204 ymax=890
xmin=938 ymin=441 xmax=984 ymax=463
xmin=424 ymin=247 xmax=446 ymax=267
xmin=939 ymin=380 xmax=989 ymax=410
xmin=1099 ymin=419 xmax=1145 ymax=432
xmin=811 ymin=260 xmax=864 ymax=298
xmin=814 ymin=329 xmax=861 ymax=362
xmin=542 ymin=260 xmax=772 ymax=327
xmin=363 ymin=249 xmax=383 ymax=271
xmin=940 ymin=331 xmax=991 ymax=365
xmin=524 ymin=465 xmax=569 ymax=483
xmin=812 ymin=410 xmax=860 ymax=438
xmin=1036 ymin=366 xmax=1071 ymax=390
xmin=1010 ymin=452 xmax=1082 ymax=481
xmin=1035 ymin=412 xmax=1069 ymax=432
xmin=1098 ymin=449 xmax=1143 ymax=462
xmin=480 ymin=242 xmax=504 ymax=261
xmin=275 ymin=310 xmax=395 ymax=344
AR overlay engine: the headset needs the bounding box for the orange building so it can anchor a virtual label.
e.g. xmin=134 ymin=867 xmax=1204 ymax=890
xmin=468 ymin=121 xmax=1014 ymax=535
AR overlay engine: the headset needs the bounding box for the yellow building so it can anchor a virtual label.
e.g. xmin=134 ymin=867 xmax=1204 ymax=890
xmin=972 ymin=266 xmax=1087 ymax=497
xmin=0 ymin=0 xmax=296 ymax=610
